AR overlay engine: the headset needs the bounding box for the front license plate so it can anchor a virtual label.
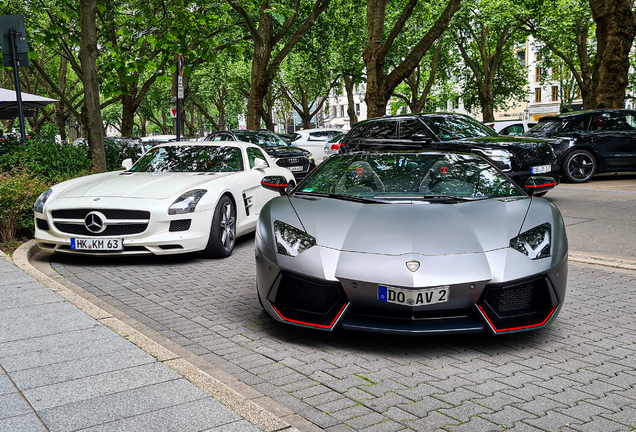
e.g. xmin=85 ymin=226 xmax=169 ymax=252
xmin=378 ymin=285 xmax=450 ymax=306
xmin=71 ymin=238 xmax=123 ymax=251
xmin=531 ymin=164 xmax=551 ymax=174
xmin=289 ymin=166 xmax=304 ymax=172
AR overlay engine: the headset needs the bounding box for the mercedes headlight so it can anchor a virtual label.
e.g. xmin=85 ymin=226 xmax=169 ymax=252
xmin=274 ymin=221 xmax=316 ymax=257
xmin=510 ymin=223 xmax=551 ymax=259
xmin=168 ymin=189 xmax=207 ymax=215
xmin=475 ymin=149 xmax=512 ymax=172
xmin=34 ymin=188 xmax=53 ymax=214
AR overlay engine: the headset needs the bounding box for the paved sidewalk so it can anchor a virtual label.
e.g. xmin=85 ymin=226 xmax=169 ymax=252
xmin=0 ymin=255 xmax=261 ymax=432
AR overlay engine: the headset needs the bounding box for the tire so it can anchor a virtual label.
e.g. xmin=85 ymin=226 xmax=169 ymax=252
xmin=202 ymin=195 xmax=236 ymax=258
xmin=562 ymin=150 xmax=596 ymax=183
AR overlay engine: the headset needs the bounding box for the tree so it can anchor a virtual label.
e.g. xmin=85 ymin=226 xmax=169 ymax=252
xmin=454 ymin=0 xmax=527 ymax=122
xmin=517 ymin=0 xmax=596 ymax=109
xmin=79 ymin=0 xmax=106 ymax=172
xmin=588 ymin=0 xmax=636 ymax=108
xmin=228 ymin=0 xmax=332 ymax=129
xmin=363 ymin=0 xmax=461 ymax=119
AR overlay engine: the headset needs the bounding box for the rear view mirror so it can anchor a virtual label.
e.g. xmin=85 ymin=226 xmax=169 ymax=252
xmin=121 ymin=158 xmax=133 ymax=170
xmin=525 ymin=176 xmax=557 ymax=196
xmin=253 ymin=158 xmax=268 ymax=170
xmin=261 ymin=175 xmax=290 ymax=195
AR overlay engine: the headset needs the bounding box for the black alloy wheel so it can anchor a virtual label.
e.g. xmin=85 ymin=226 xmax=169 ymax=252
xmin=562 ymin=150 xmax=596 ymax=183
xmin=203 ymin=195 xmax=236 ymax=258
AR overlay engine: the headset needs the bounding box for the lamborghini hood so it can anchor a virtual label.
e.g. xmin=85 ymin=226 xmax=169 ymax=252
xmin=287 ymin=196 xmax=532 ymax=256
xmin=55 ymin=171 xmax=235 ymax=200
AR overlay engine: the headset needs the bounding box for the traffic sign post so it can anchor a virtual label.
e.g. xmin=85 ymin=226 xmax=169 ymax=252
xmin=176 ymin=55 xmax=184 ymax=142
xmin=0 ymin=15 xmax=29 ymax=144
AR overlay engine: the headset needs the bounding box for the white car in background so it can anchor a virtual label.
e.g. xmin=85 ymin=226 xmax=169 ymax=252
xmin=34 ymin=141 xmax=295 ymax=258
xmin=484 ymin=120 xmax=537 ymax=136
xmin=290 ymin=128 xmax=345 ymax=162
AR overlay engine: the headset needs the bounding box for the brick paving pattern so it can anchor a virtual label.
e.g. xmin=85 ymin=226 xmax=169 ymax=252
xmin=51 ymin=236 xmax=636 ymax=431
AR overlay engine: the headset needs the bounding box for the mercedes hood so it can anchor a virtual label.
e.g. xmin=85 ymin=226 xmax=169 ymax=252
xmin=54 ymin=171 xmax=235 ymax=200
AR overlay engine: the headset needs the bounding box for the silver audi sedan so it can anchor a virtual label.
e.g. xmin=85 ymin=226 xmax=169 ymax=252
xmin=255 ymin=151 xmax=567 ymax=335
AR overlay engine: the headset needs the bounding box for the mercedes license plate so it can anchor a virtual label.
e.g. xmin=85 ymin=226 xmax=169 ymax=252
xmin=71 ymin=238 xmax=123 ymax=251
xmin=531 ymin=165 xmax=551 ymax=174
xmin=378 ymin=285 xmax=449 ymax=306
xmin=289 ymin=166 xmax=304 ymax=172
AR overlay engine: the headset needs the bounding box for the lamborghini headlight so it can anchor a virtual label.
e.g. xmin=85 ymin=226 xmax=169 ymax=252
xmin=34 ymin=188 xmax=53 ymax=214
xmin=274 ymin=221 xmax=316 ymax=257
xmin=510 ymin=223 xmax=551 ymax=259
xmin=168 ymin=189 xmax=207 ymax=215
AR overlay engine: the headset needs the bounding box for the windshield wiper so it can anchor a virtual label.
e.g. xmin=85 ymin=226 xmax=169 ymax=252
xmin=418 ymin=195 xmax=490 ymax=201
xmin=294 ymin=191 xmax=385 ymax=204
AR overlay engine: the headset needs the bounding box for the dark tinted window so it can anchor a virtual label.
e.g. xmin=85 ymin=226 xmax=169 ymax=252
xmin=131 ymin=145 xmax=244 ymax=172
xmin=420 ymin=115 xmax=497 ymax=140
xmin=589 ymin=112 xmax=636 ymax=132
xmin=528 ymin=119 xmax=564 ymax=133
xmin=399 ymin=120 xmax=427 ymax=139
xmin=359 ymin=121 xmax=397 ymax=139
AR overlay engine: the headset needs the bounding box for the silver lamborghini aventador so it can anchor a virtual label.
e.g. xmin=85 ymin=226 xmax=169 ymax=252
xmin=255 ymin=151 xmax=567 ymax=335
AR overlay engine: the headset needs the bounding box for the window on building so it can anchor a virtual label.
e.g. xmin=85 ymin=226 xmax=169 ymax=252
xmin=517 ymin=50 xmax=526 ymax=67
xmin=340 ymin=105 xmax=345 ymax=117
xmin=535 ymin=52 xmax=540 ymax=62
xmin=551 ymin=86 xmax=558 ymax=102
xmin=452 ymin=97 xmax=460 ymax=110
xmin=535 ymin=66 xmax=541 ymax=82
xmin=535 ymin=88 xmax=542 ymax=103
xmin=355 ymin=103 xmax=360 ymax=116
xmin=552 ymin=68 xmax=558 ymax=81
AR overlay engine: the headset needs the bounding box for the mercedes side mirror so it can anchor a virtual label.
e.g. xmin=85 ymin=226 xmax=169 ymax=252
xmin=121 ymin=158 xmax=133 ymax=170
xmin=252 ymin=158 xmax=269 ymax=170
xmin=525 ymin=176 xmax=558 ymax=196
xmin=261 ymin=176 xmax=290 ymax=195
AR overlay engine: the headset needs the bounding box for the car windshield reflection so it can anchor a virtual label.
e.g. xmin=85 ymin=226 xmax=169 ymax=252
xmin=130 ymin=145 xmax=244 ymax=172
xmin=294 ymin=153 xmax=524 ymax=201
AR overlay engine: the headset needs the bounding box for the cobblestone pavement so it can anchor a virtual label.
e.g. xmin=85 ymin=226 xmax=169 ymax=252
xmin=50 ymin=237 xmax=636 ymax=432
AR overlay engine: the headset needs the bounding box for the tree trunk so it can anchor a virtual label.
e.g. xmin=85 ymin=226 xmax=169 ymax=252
xmin=344 ymin=74 xmax=358 ymax=124
xmin=120 ymin=95 xmax=136 ymax=137
xmin=55 ymin=52 xmax=70 ymax=142
xmin=479 ymin=85 xmax=495 ymax=122
xmin=589 ymin=0 xmax=636 ymax=109
xmin=79 ymin=0 xmax=106 ymax=172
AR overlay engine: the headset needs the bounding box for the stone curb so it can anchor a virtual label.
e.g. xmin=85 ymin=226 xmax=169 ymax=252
xmin=11 ymin=240 xmax=301 ymax=432
xmin=569 ymin=252 xmax=636 ymax=271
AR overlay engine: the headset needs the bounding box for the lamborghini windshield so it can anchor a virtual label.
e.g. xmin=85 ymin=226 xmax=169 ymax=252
xmin=130 ymin=145 xmax=244 ymax=172
xmin=295 ymin=153 xmax=523 ymax=200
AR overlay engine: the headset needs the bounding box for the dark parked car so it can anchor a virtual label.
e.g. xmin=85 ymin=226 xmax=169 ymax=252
xmin=338 ymin=113 xmax=559 ymax=190
xmin=206 ymin=130 xmax=316 ymax=180
xmin=524 ymin=109 xmax=636 ymax=183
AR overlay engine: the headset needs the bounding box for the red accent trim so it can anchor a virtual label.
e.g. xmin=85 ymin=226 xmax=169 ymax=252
xmin=261 ymin=182 xmax=288 ymax=187
xmin=478 ymin=304 xmax=557 ymax=333
xmin=271 ymin=303 xmax=348 ymax=329
xmin=527 ymin=182 xmax=557 ymax=188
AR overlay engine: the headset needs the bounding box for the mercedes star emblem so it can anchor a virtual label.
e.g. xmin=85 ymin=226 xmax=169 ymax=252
xmin=84 ymin=211 xmax=107 ymax=234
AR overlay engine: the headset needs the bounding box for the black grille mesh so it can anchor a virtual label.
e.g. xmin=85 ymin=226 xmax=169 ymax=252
xmin=169 ymin=219 xmax=192 ymax=232
xmin=36 ymin=219 xmax=49 ymax=231
xmin=511 ymin=144 xmax=556 ymax=164
xmin=276 ymin=157 xmax=309 ymax=168
xmin=54 ymin=223 xmax=147 ymax=236
xmin=52 ymin=209 xmax=150 ymax=220
xmin=484 ymin=280 xmax=542 ymax=312
xmin=276 ymin=273 xmax=342 ymax=313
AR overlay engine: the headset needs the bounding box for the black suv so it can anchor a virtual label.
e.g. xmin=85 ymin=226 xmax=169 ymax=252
xmin=206 ymin=129 xmax=316 ymax=180
xmin=338 ymin=113 xmax=559 ymax=189
xmin=523 ymin=109 xmax=636 ymax=183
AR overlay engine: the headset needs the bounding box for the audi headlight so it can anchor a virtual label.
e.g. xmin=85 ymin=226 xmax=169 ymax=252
xmin=475 ymin=149 xmax=513 ymax=171
xmin=168 ymin=189 xmax=207 ymax=215
xmin=274 ymin=221 xmax=316 ymax=257
xmin=34 ymin=188 xmax=53 ymax=214
xmin=510 ymin=223 xmax=551 ymax=259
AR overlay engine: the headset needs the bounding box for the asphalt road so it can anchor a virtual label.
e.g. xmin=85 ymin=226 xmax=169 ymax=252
xmin=545 ymin=173 xmax=636 ymax=259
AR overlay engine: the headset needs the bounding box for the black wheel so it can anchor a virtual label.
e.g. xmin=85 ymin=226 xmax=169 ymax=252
xmin=562 ymin=150 xmax=596 ymax=183
xmin=202 ymin=195 xmax=236 ymax=258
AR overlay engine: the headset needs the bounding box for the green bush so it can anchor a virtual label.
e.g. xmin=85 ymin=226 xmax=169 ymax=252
xmin=0 ymin=170 xmax=49 ymax=242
